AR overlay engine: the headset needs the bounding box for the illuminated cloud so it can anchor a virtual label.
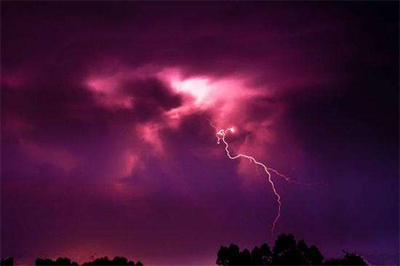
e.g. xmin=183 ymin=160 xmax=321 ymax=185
xmin=1 ymin=2 xmax=398 ymax=265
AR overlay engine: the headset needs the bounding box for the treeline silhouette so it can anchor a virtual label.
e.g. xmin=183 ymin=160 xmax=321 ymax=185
xmin=81 ymin=257 xmax=143 ymax=266
xmin=35 ymin=258 xmax=78 ymax=265
xmin=1 ymin=234 xmax=367 ymax=266
xmin=1 ymin=256 xmax=143 ymax=266
xmin=216 ymin=234 xmax=367 ymax=265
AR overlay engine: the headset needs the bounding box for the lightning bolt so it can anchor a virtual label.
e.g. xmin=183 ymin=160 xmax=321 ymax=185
xmin=213 ymin=126 xmax=282 ymax=235
xmin=209 ymin=120 xmax=324 ymax=235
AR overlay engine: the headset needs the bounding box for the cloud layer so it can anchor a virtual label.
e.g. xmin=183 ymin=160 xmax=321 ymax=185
xmin=1 ymin=2 xmax=399 ymax=265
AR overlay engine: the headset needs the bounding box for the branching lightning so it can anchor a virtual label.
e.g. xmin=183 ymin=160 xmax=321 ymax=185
xmin=214 ymin=126 xmax=282 ymax=235
xmin=210 ymin=121 xmax=324 ymax=235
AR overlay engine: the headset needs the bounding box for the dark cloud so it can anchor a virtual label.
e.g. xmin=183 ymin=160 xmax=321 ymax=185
xmin=122 ymin=78 xmax=183 ymax=113
xmin=1 ymin=1 xmax=398 ymax=265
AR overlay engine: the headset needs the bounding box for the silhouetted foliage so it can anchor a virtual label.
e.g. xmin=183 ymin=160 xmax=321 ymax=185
xmin=216 ymin=234 xmax=366 ymax=266
xmin=272 ymin=234 xmax=305 ymax=265
xmin=297 ymin=240 xmax=324 ymax=265
xmin=251 ymin=243 xmax=272 ymax=265
xmin=35 ymin=257 xmax=78 ymax=265
xmin=324 ymin=251 xmax=367 ymax=265
xmin=4 ymin=256 xmax=143 ymax=266
xmin=1 ymin=258 xmax=14 ymax=266
xmin=83 ymin=256 xmax=143 ymax=266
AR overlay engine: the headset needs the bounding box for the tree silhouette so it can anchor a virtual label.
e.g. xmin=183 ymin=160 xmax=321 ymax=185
xmin=2 ymin=256 xmax=144 ymax=266
xmin=216 ymin=233 xmax=366 ymax=265
xmin=251 ymin=243 xmax=272 ymax=265
xmin=1 ymin=258 xmax=14 ymax=266
xmin=272 ymin=234 xmax=305 ymax=265
xmin=35 ymin=257 xmax=78 ymax=265
xmin=216 ymin=244 xmax=240 ymax=265
xmin=82 ymin=256 xmax=143 ymax=266
xmin=297 ymin=239 xmax=324 ymax=265
xmin=33 ymin=256 xmax=144 ymax=266
xmin=325 ymin=251 xmax=367 ymax=265
xmin=238 ymin=249 xmax=252 ymax=265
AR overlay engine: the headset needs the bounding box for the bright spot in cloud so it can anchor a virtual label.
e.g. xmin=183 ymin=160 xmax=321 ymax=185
xmin=171 ymin=77 xmax=211 ymax=105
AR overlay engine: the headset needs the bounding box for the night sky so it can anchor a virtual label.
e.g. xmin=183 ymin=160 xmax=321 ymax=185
xmin=1 ymin=2 xmax=399 ymax=265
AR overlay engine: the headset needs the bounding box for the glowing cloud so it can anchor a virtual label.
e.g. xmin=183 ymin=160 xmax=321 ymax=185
xmin=87 ymin=77 xmax=133 ymax=109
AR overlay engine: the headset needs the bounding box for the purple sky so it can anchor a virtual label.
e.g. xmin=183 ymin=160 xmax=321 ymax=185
xmin=1 ymin=2 xmax=399 ymax=265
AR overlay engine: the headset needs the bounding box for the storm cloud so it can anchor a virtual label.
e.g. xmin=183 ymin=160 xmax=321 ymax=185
xmin=1 ymin=2 xmax=398 ymax=265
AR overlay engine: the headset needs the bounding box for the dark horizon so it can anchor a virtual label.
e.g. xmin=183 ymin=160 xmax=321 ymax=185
xmin=1 ymin=2 xmax=399 ymax=265
xmin=0 ymin=233 xmax=371 ymax=266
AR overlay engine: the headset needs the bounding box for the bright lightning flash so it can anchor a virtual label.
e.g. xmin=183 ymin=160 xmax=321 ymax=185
xmin=211 ymin=122 xmax=324 ymax=235
xmin=215 ymin=127 xmax=282 ymax=235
